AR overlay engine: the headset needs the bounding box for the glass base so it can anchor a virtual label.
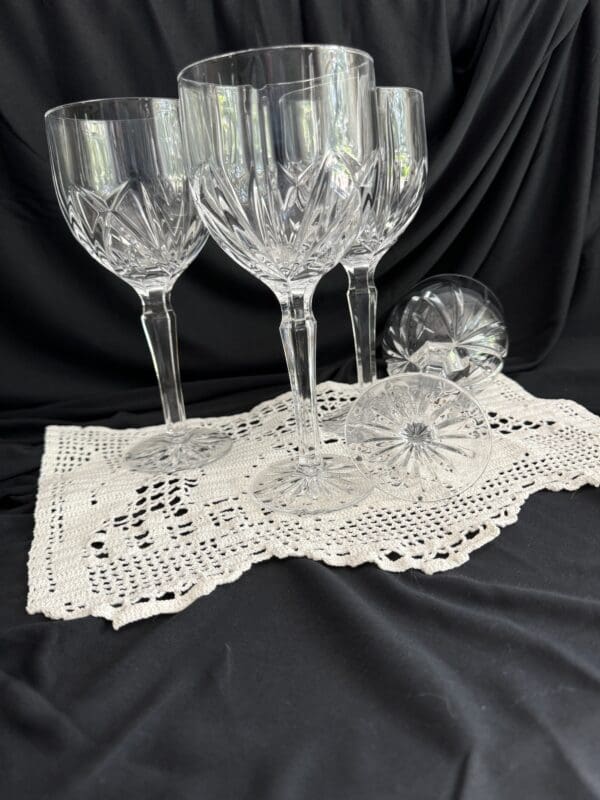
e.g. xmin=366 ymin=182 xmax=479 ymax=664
xmin=345 ymin=374 xmax=491 ymax=503
xmin=125 ymin=426 xmax=231 ymax=475
xmin=320 ymin=402 xmax=354 ymax=437
xmin=252 ymin=454 xmax=372 ymax=515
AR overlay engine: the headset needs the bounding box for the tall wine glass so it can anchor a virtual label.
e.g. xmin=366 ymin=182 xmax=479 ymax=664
xmin=45 ymin=98 xmax=231 ymax=473
xmin=179 ymin=45 xmax=377 ymax=515
xmin=323 ymin=87 xmax=428 ymax=435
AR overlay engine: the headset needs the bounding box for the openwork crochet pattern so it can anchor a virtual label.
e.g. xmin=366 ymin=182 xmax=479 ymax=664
xmin=28 ymin=376 xmax=600 ymax=628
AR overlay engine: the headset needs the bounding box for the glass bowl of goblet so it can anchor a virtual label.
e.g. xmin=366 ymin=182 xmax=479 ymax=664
xmin=383 ymin=274 xmax=508 ymax=394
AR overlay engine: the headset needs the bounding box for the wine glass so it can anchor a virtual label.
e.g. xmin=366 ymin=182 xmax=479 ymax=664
xmin=383 ymin=274 xmax=508 ymax=393
xmin=45 ymin=97 xmax=231 ymax=473
xmin=179 ymin=45 xmax=377 ymax=515
xmin=322 ymin=86 xmax=428 ymax=435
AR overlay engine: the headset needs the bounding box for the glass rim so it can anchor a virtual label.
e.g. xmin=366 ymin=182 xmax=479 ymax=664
xmin=415 ymin=273 xmax=506 ymax=316
xmin=178 ymin=43 xmax=375 ymax=90
xmin=44 ymin=96 xmax=178 ymax=122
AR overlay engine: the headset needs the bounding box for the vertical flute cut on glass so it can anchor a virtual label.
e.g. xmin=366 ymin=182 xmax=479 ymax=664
xmin=45 ymin=98 xmax=231 ymax=473
xmin=323 ymin=86 xmax=428 ymax=435
xmin=179 ymin=45 xmax=378 ymax=514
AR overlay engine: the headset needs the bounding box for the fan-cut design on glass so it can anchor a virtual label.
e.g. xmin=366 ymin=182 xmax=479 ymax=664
xmin=68 ymin=179 xmax=205 ymax=289
xmin=345 ymin=374 xmax=491 ymax=503
xmin=322 ymin=86 xmax=427 ymax=436
xmin=179 ymin=45 xmax=377 ymax=514
xmin=45 ymin=98 xmax=231 ymax=473
xmin=383 ymin=274 xmax=508 ymax=394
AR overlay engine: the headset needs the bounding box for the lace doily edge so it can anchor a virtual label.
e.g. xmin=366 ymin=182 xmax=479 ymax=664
xmin=27 ymin=468 xmax=600 ymax=629
xmin=27 ymin=372 xmax=600 ymax=629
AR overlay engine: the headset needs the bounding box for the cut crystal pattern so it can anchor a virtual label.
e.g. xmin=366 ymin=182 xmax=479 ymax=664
xmin=66 ymin=179 xmax=206 ymax=292
xmin=345 ymin=375 xmax=491 ymax=503
xmin=343 ymin=88 xmax=427 ymax=270
xmin=384 ymin=275 xmax=508 ymax=393
xmin=190 ymin=121 xmax=364 ymax=293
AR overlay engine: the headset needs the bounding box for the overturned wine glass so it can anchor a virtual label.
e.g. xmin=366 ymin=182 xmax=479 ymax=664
xmin=179 ymin=45 xmax=378 ymax=515
xmin=383 ymin=274 xmax=508 ymax=394
xmin=46 ymin=97 xmax=231 ymax=474
xmin=322 ymin=86 xmax=428 ymax=436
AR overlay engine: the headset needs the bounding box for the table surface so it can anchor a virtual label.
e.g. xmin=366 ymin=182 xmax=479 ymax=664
xmin=1 ymin=335 xmax=600 ymax=800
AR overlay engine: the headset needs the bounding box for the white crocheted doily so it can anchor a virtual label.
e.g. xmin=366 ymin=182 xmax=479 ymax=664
xmin=28 ymin=376 xmax=600 ymax=628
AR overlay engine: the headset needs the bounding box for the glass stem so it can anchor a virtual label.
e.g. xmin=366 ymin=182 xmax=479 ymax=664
xmin=139 ymin=289 xmax=186 ymax=435
xmin=346 ymin=264 xmax=378 ymax=388
xmin=279 ymin=289 xmax=322 ymax=471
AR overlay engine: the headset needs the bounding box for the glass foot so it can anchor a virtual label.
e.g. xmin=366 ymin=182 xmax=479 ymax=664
xmin=345 ymin=374 xmax=491 ymax=503
xmin=125 ymin=426 xmax=231 ymax=475
xmin=252 ymin=454 xmax=372 ymax=515
xmin=320 ymin=402 xmax=353 ymax=437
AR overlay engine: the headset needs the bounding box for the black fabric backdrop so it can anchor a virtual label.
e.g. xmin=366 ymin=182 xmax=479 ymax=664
xmin=1 ymin=1 xmax=600 ymax=798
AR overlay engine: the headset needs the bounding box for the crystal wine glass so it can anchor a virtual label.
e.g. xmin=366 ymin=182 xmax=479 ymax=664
xmin=179 ymin=45 xmax=377 ymax=514
xmin=383 ymin=274 xmax=508 ymax=393
xmin=322 ymin=86 xmax=428 ymax=435
xmin=45 ymin=97 xmax=231 ymax=473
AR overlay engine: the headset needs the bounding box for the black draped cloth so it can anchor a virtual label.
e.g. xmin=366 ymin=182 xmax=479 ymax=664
xmin=1 ymin=2 xmax=600 ymax=798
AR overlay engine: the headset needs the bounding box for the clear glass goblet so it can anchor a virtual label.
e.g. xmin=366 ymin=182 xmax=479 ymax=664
xmin=322 ymin=86 xmax=428 ymax=436
xmin=345 ymin=373 xmax=491 ymax=503
xmin=179 ymin=45 xmax=377 ymax=515
xmin=45 ymin=97 xmax=231 ymax=473
xmin=383 ymin=274 xmax=508 ymax=394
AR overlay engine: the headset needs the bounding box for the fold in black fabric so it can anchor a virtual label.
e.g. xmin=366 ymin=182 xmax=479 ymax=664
xmin=1 ymin=2 xmax=600 ymax=799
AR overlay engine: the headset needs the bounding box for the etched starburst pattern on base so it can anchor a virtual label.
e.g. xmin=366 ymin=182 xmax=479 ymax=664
xmin=252 ymin=454 xmax=372 ymax=515
xmin=124 ymin=426 xmax=232 ymax=474
xmin=383 ymin=275 xmax=508 ymax=393
xmin=345 ymin=374 xmax=491 ymax=503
